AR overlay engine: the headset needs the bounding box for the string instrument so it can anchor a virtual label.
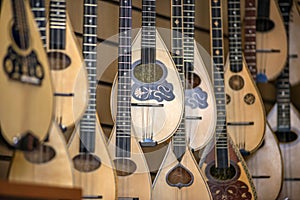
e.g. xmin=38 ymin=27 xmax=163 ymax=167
xmin=0 ymin=0 xmax=53 ymax=150
xmin=152 ymin=0 xmax=212 ymax=199
xmin=224 ymin=0 xmax=265 ymax=155
xmin=289 ymin=0 xmax=300 ymax=86
xmin=47 ymin=0 xmax=88 ymax=140
xmin=111 ymin=0 xmax=184 ymax=146
xmin=200 ymin=1 xmax=256 ymax=199
xmin=182 ymin=0 xmax=216 ymax=150
xmin=255 ymin=0 xmax=287 ymax=82
xmin=107 ymin=0 xmax=152 ymax=199
xmin=67 ymin=1 xmax=117 ymax=199
xmin=243 ymin=0 xmax=283 ymax=199
xmin=268 ymin=0 xmax=300 ymax=198
xmin=9 ymin=0 xmax=74 ymax=187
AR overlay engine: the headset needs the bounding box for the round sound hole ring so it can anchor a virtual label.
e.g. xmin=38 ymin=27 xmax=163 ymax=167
xmin=113 ymin=158 xmax=137 ymax=176
xmin=73 ymin=153 xmax=101 ymax=172
xmin=24 ymin=144 xmax=56 ymax=164
xmin=132 ymin=60 xmax=167 ymax=85
xmin=205 ymin=161 xmax=240 ymax=184
xmin=229 ymin=75 xmax=244 ymax=91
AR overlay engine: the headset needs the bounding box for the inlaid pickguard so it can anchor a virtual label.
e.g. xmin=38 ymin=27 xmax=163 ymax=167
xmin=185 ymin=87 xmax=208 ymax=109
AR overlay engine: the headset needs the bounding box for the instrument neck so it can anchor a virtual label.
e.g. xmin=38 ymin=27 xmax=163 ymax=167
xmin=257 ymin=0 xmax=271 ymax=19
xmin=171 ymin=0 xmax=186 ymax=160
xmin=49 ymin=0 xmax=67 ymax=50
xmin=244 ymin=0 xmax=257 ymax=79
xmin=228 ymin=0 xmax=243 ymax=72
xmin=78 ymin=0 xmax=98 ymax=154
xmin=116 ymin=0 xmax=133 ymax=158
xmin=30 ymin=0 xmax=47 ymax=49
xmin=141 ymin=0 xmax=156 ymax=65
xmin=210 ymin=0 xmax=229 ymax=169
xmin=277 ymin=0 xmax=292 ymax=132
xmin=183 ymin=0 xmax=195 ymax=72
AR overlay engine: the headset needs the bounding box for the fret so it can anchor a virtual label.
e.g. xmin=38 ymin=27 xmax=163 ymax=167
xmin=30 ymin=0 xmax=47 ymax=48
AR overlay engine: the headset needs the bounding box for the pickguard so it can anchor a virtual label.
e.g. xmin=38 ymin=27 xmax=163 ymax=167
xmin=185 ymin=87 xmax=208 ymax=109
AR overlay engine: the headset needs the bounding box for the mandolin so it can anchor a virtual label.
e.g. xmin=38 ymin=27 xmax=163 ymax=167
xmin=182 ymin=0 xmax=216 ymax=151
xmin=67 ymin=0 xmax=117 ymax=199
xmin=255 ymin=0 xmax=287 ymax=82
xmin=268 ymin=0 xmax=300 ymax=198
xmin=200 ymin=1 xmax=257 ymax=199
xmin=224 ymin=0 xmax=266 ymax=156
xmin=243 ymin=0 xmax=283 ymax=199
xmin=289 ymin=0 xmax=300 ymax=86
xmin=111 ymin=0 xmax=184 ymax=146
xmin=0 ymin=0 xmax=53 ymax=150
xmin=107 ymin=0 xmax=152 ymax=199
xmin=9 ymin=0 xmax=74 ymax=187
xmin=47 ymin=0 xmax=88 ymax=141
xmin=152 ymin=1 xmax=212 ymax=199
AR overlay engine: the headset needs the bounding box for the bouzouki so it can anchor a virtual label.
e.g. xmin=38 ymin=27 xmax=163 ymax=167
xmin=111 ymin=0 xmax=184 ymax=146
xmin=152 ymin=0 xmax=212 ymax=198
xmin=107 ymin=0 xmax=152 ymax=199
xmin=67 ymin=0 xmax=117 ymax=199
xmin=255 ymin=0 xmax=287 ymax=82
xmin=47 ymin=0 xmax=88 ymax=141
xmin=9 ymin=0 xmax=74 ymax=187
xmin=243 ymin=1 xmax=283 ymax=199
xmin=200 ymin=1 xmax=256 ymax=199
xmin=0 ymin=0 xmax=53 ymax=150
xmin=224 ymin=0 xmax=266 ymax=155
xmin=268 ymin=0 xmax=300 ymax=198
xmin=182 ymin=0 xmax=216 ymax=150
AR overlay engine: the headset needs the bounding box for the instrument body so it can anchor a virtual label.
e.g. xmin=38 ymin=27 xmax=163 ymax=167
xmin=107 ymin=1 xmax=152 ymax=199
xmin=200 ymin=1 xmax=257 ymax=199
xmin=256 ymin=0 xmax=287 ymax=82
xmin=243 ymin=1 xmax=283 ymax=199
xmin=183 ymin=0 xmax=216 ymax=150
xmin=47 ymin=0 xmax=88 ymax=139
xmin=67 ymin=1 xmax=117 ymax=198
xmin=111 ymin=0 xmax=184 ymax=146
xmin=0 ymin=0 xmax=53 ymax=149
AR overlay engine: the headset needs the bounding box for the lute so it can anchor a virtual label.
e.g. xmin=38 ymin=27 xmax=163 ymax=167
xmin=268 ymin=0 xmax=300 ymax=198
xmin=255 ymin=0 xmax=287 ymax=82
xmin=182 ymin=0 xmax=216 ymax=150
xmin=0 ymin=0 xmax=53 ymax=150
xmin=47 ymin=0 xmax=88 ymax=141
xmin=8 ymin=0 xmax=74 ymax=187
xmin=200 ymin=1 xmax=256 ymax=199
xmin=224 ymin=0 xmax=266 ymax=155
xmin=151 ymin=0 xmax=213 ymax=198
xmin=243 ymin=0 xmax=283 ymax=199
xmin=111 ymin=0 xmax=184 ymax=146
xmin=67 ymin=0 xmax=117 ymax=199
xmin=107 ymin=0 xmax=152 ymax=199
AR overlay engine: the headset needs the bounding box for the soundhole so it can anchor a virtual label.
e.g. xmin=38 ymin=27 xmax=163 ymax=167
xmin=114 ymin=158 xmax=137 ymax=176
xmin=256 ymin=18 xmax=275 ymax=32
xmin=166 ymin=164 xmax=194 ymax=188
xmin=186 ymin=72 xmax=201 ymax=89
xmin=206 ymin=162 xmax=240 ymax=183
xmin=47 ymin=52 xmax=71 ymax=70
xmin=275 ymin=131 xmax=298 ymax=143
xmin=24 ymin=145 xmax=56 ymax=164
xmin=133 ymin=63 xmax=163 ymax=83
xmin=229 ymin=75 xmax=244 ymax=91
xmin=73 ymin=153 xmax=101 ymax=172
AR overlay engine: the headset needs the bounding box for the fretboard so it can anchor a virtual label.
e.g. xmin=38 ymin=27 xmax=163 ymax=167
xmin=116 ymin=0 xmax=132 ymax=158
xmin=257 ymin=0 xmax=271 ymax=19
xmin=30 ymin=0 xmax=47 ymax=48
xmin=210 ymin=0 xmax=229 ymax=169
xmin=141 ymin=0 xmax=156 ymax=64
xmin=244 ymin=0 xmax=257 ymax=79
xmin=171 ymin=0 xmax=186 ymax=160
xmin=277 ymin=0 xmax=292 ymax=131
xmin=49 ymin=0 xmax=66 ymax=50
xmin=228 ymin=0 xmax=243 ymax=72
xmin=79 ymin=0 xmax=98 ymax=154
xmin=183 ymin=0 xmax=195 ymax=72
